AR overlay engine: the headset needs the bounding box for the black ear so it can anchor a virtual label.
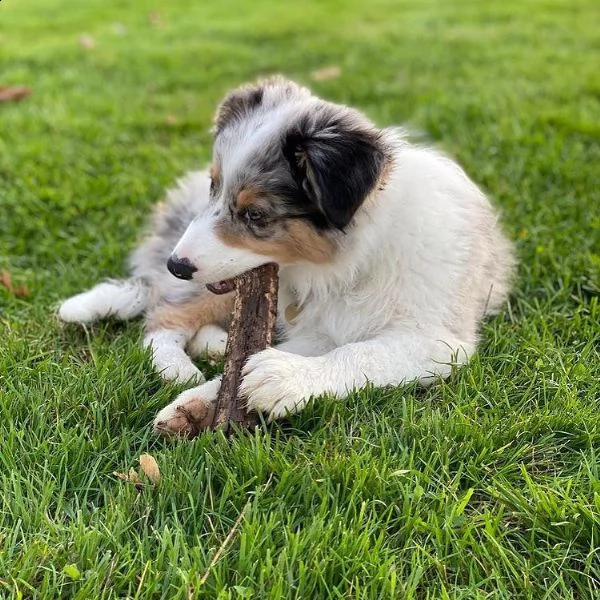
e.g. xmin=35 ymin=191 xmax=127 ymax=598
xmin=283 ymin=109 xmax=389 ymax=230
xmin=213 ymin=83 xmax=265 ymax=135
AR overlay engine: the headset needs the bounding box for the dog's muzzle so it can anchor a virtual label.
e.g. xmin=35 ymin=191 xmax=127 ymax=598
xmin=167 ymin=255 xmax=197 ymax=280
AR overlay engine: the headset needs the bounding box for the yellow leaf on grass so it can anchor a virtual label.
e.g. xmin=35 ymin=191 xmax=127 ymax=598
xmin=79 ymin=34 xmax=96 ymax=49
xmin=310 ymin=66 xmax=341 ymax=82
xmin=113 ymin=468 xmax=141 ymax=484
xmin=139 ymin=454 xmax=160 ymax=486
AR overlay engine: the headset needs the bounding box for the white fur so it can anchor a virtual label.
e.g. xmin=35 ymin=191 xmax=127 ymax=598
xmin=187 ymin=324 xmax=228 ymax=357
xmin=142 ymin=329 xmax=205 ymax=384
xmin=58 ymin=279 xmax=149 ymax=323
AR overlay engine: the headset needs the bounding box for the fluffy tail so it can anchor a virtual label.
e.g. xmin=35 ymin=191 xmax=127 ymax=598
xmin=58 ymin=278 xmax=150 ymax=324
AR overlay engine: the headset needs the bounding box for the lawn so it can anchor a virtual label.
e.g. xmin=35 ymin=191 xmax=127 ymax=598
xmin=1 ymin=0 xmax=599 ymax=597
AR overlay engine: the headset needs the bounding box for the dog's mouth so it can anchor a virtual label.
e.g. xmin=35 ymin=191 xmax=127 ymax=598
xmin=206 ymin=280 xmax=235 ymax=295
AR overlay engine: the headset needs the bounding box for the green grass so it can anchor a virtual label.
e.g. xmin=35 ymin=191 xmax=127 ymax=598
xmin=1 ymin=0 xmax=599 ymax=597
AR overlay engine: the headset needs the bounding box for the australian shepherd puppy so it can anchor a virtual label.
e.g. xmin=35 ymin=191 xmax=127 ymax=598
xmin=59 ymin=76 xmax=514 ymax=434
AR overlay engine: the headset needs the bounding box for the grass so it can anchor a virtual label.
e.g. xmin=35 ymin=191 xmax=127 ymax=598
xmin=1 ymin=0 xmax=599 ymax=597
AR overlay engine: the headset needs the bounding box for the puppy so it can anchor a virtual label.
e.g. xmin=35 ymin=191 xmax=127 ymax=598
xmin=59 ymin=76 xmax=514 ymax=431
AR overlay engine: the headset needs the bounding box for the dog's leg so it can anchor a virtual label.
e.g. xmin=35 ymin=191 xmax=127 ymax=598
xmin=240 ymin=331 xmax=475 ymax=420
xmin=187 ymin=324 xmax=228 ymax=358
xmin=143 ymin=328 xmax=205 ymax=384
xmin=144 ymin=293 xmax=233 ymax=383
xmin=58 ymin=278 xmax=150 ymax=323
xmin=275 ymin=335 xmax=334 ymax=357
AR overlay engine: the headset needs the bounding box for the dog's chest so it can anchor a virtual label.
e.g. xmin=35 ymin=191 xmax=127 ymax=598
xmin=275 ymin=281 xmax=371 ymax=345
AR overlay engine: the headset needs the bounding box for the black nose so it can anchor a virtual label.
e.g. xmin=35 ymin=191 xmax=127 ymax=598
xmin=167 ymin=255 xmax=197 ymax=280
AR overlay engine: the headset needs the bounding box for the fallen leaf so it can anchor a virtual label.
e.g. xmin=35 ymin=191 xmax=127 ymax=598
xmin=112 ymin=22 xmax=127 ymax=36
xmin=148 ymin=12 xmax=164 ymax=28
xmin=0 ymin=270 xmax=30 ymax=297
xmin=79 ymin=34 xmax=96 ymax=49
xmin=139 ymin=454 xmax=160 ymax=486
xmin=113 ymin=467 xmax=141 ymax=484
xmin=310 ymin=66 xmax=342 ymax=82
xmin=0 ymin=271 xmax=12 ymax=290
xmin=0 ymin=86 xmax=31 ymax=103
xmin=165 ymin=114 xmax=178 ymax=125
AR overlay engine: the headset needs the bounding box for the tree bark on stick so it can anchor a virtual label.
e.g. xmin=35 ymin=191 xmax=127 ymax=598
xmin=210 ymin=262 xmax=279 ymax=433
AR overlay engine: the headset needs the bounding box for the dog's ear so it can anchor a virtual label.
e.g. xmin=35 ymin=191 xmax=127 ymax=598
xmin=213 ymin=83 xmax=265 ymax=135
xmin=283 ymin=108 xmax=390 ymax=230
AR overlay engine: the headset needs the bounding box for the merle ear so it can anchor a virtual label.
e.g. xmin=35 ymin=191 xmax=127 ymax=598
xmin=213 ymin=83 xmax=265 ymax=136
xmin=283 ymin=109 xmax=390 ymax=230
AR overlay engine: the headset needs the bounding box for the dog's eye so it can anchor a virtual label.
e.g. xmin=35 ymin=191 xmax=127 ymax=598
xmin=243 ymin=207 xmax=266 ymax=226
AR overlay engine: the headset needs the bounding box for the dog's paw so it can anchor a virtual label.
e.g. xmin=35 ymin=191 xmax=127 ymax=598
xmin=240 ymin=348 xmax=318 ymax=420
xmin=187 ymin=324 xmax=228 ymax=358
xmin=159 ymin=360 xmax=205 ymax=385
xmin=58 ymin=292 xmax=101 ymax=323
xmin=153 ymin=381 xmax=220 ymax=437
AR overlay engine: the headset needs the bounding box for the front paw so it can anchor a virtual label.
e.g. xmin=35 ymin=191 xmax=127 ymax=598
xmin=159 ymin=361 xmax=205 ymax=384
xmin=240 ymin=348 xmax=316 ymax=420
xmin=187 ymin=324 xmax=228 ymax=358
xmin=153 ymin=384 xmax=217 ymax=437
xmin=58 ymin=292 xmax=100 ymax=323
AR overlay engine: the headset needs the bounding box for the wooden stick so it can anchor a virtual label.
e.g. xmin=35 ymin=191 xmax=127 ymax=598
xmin=210 ymin=263 xmax=279 ymax=433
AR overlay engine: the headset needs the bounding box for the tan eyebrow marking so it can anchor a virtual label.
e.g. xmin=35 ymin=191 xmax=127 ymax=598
xmin=235 ymin=188 xmax=259 ymax=211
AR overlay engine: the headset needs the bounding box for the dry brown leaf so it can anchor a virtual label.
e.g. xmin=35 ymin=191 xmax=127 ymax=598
xmin=165 ymin=114 xmax=178 ymax=125
xmin=113 ymin=468 xmax=141 ymax=484
xmin=0 ymin=86 xmax=31 ymax=103
xmin=148 ymin=12 xmax=164 ymax=28
xmin=0 ymin=270 xmax=30 ymax=297
xmin=310 ymin=66 xmax=342 ymax=82
xmin=139 ymin=454 xmax=160 ymax=486
xmin=79 ymin=34 xmax=96 ymax=49
xmin=0 ymin=271 xmax=12 ymax=290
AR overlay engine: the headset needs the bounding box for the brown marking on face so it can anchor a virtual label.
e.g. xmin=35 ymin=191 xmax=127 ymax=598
xmin=146 ymin=290 xmax=234 ymax=333
xmin=235 ymin=188 xmax=259 ymax=211
xmin=216 ymin=218 xmax=334 ymax=265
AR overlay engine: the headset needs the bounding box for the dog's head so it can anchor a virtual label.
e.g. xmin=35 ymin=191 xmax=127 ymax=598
xmin=168 ymin=76 xmax=392 ymax=287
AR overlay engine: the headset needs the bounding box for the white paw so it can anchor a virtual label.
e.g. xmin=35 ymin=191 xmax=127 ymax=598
xmin=159 ymin=360 xmax=205 ymax=384
xmin=240 ymin=348 xmax=318 ymax=420
xmin=58 ymin=280 xmax=148 ymax=323
xmin=58 ymin=293 xmax=100 ymax=323
xmin=187 ymin=324 xmax=228 ymax=358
